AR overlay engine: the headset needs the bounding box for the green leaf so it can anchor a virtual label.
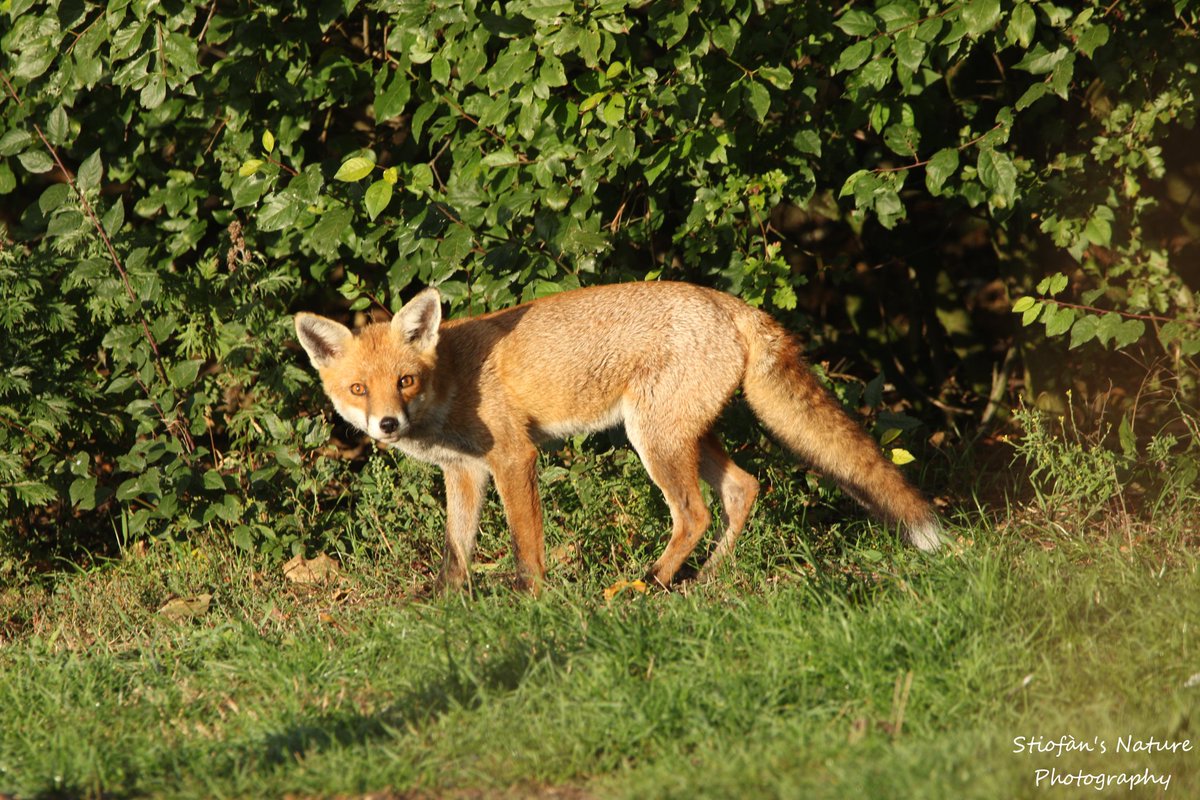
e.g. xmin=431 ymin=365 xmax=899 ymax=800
xmin=364 ymin=179 xmax=393 ymax=221
xmin=602 ymin=93 xmax=627 ymax=126
xmin=12 ymin=42 xmax=56 ymax=81
xmin=1158 ymin=321 xmax=1188 ymax=349
xmin=77 ymin=150 xmax=103 ymax=192
xmin=772 ymin=282 xmax=797 ymax=311
xmin=46 ymin=106 xmax=69 ymax=146
xmin=47 ymin=209 xmax=86 ymax=238
xmin=410 ymin=101 xmax=438 ymax=143
xmin=70 ymin=476 xmax=98 ymax=510
xmin=1012 ymin=296 xmax=1036 ymax=314
xmin=169 ymin=359 xmax=202 ymax=388
xmin=834 ymin=40 xmax=873 ymax=74
xmin=0 ymin=129 xmax=33 ymax=156
xmin=1076 ymin=23 xmax=1110 ymax=58
xmin=334 ymin=155 xmax=376 ymax=182
xmin=926 ymin=148 xmax=959 ymax=196
xmin=1118 ymin=414 xmax=1136 ymax=458
xmin=262 ymin=131 xmax=275 ymax=154
xmin=408 ymin=162 xmax=434 ymax=194
xmin=1015 ymin=83 xmax=1050 ymax=111
xmin=869 ymin=103 xmax=890 ymax=133
xmin=758 ymin=66 xmax=793 ymax=90
xmin=977 ymin=148 xmax=1017 ymax=203
xmin=834 ymin=9 xmax=877 ymax=37
xmin=643 ymin=147 xmax=672 ymax=186
xmin=883 ymin=124 xmax=920 ymax=158
xmin=487 ymin=48 xmax=537 ymax=93
xmin=859 ymin=58 xmax=893 ymax=90
xmin=38 ymin=183 xmax=71 ymax=215
xmin=517 ymin=0 xmax=575 ymax=22
xmin=0 ymin=161 xmax=15 ymax=194
xmin=1113 ymin=319 xmax=1145 ymax=349
xmin=309 ymin=206 xmax=352 ymax=256
xmin=1068 ymin=314 xmax=1099 ymax=349
xmin=231 ymin=174 xmax=267 ymax=210
xmin=744 ymin=81 xmax=770 ymax=122
xmin=1049 ymin=52 xmax=1075 ymax=99
xmin=239 ymin=159 xmax=265 ymax=177
xmin=482 ymin=148 xmax=520 ymax=168
xmin=1037 ymin=273 xmax=1068 ymax=295
xmin=1044 ymin=306 xmax=1075 ymax=337
xmin=1006 ymin=3 xmax=1036 ymax=48
xmin=102 ymin=197 xmax=125 ymax=237
xmin=894 ymin=37 xmax=925 ymax=74
xmin=544 ymin=185 xmax=571 ymax=211
xmin=140 ymin=74 xmax=167 ymax=109
xmin=877 ymin=3 xmax=918 ymax=32
xmin=375 ymin=68 xmax=412 ymax=122
xmin=431 ymin=54 xmax=450 ymax=85
xmin=873 ymin=186 xmax=905 ymax=229
xmin=839 ymin=169 xmax=872 ymax=199
xmin=579 ymin=91 xmax=608 ymax=114
xmin=710 ymin=23 xmax=740 ymax=54
xmin=1095 ymin=312 xmax=1124 ymax=346
xmin=962 ymin=0 xmax=1001 ymax=38
xmin=18 ymin=149 xmax=55 ymax=174
xmin=1013 ymin=44 xmax=1068 ymax=75
xmin=1083 ymin=213 xmax=1112 ymax=247
xmin=1021 ymin=300 xmax=1043 ymax=327
xmin=256 ymin=192 xmax=303 ymax=232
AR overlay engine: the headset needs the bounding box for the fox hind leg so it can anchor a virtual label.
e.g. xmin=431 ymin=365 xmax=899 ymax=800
xmin=625 ymin=422 xmax=712 ymax=588
xmin=696 ymin=432 xmax=759 ymax=582
xmin=490 ymin=444 xmax=547 ymax=593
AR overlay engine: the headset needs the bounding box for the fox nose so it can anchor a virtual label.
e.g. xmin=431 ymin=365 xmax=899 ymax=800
xmin=379 ymin=417 xmax=399 ymax=434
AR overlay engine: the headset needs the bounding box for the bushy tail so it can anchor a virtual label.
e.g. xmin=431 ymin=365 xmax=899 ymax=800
xmin=736 ymin=310 xmax=942 ymax=551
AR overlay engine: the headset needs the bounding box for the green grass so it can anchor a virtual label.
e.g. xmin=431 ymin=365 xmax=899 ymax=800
xmin=2 ymin=447 xmax=1198 ymax=799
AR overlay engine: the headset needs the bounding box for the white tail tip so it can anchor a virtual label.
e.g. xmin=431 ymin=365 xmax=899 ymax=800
xmin=905 ymin=518 xmax=945 ymax=552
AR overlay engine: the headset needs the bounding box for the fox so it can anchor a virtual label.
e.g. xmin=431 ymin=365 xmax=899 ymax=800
xmin=294 ymin=281 xmax=942 ymax=592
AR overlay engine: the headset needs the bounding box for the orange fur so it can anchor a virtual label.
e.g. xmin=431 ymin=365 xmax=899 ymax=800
xmin=295 ymin=282 xmax=942 ymax=592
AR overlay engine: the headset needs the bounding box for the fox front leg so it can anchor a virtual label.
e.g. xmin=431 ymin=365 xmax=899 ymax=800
xmin=438 ymin=464 xmax=491 ymax=592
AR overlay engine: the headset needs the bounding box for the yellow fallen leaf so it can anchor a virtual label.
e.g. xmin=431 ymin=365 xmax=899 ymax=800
xmin=282 ymin=553 xmax=340 ymax=584
xmin=890 ymin=448 xmax=915 ymax=465
xmin=157 ymin=593 xmax=212 ymax=621
xmin=602 ymin=579 xmax=649 ymax=601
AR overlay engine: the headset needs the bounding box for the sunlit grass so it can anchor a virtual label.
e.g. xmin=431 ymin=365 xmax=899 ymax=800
xmin=2 ymin=446 xmax=1197 ymax=799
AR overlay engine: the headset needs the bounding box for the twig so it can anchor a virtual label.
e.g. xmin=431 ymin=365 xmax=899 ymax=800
xmin=872 ymin=122 xmax=1005 ymax=174
xmin=1043 ymin=297 xmax=1198 ymax=327
xmin=980 ymin=345 xmax=1018 ymax=427
xmin=197 ymin=0 xmax=218 ymax=43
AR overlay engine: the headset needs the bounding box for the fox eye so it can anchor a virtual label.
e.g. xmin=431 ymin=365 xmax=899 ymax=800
xmin=350 ymin=382 xmax=367 ymax=396
xmin=399 ymin=375 xmax=415 ymax=389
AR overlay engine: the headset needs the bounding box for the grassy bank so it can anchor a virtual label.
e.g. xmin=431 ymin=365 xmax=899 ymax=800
xmin=3 ymin=508 xmax=1196 ymax=798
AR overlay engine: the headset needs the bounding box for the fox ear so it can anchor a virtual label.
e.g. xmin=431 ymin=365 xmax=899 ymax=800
xmin=295 ymin=313 xmax=353 ymax=368
xmin=392 ymin=287 xmax=442 ymax=353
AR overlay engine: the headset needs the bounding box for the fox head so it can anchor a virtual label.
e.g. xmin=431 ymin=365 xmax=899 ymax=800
xmin=295 ymin=288 xmax=442 ymax=444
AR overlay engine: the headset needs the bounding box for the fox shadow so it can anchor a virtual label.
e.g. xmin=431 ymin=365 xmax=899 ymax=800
xmin=247 ymin=623 xmax=575 ymax=770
